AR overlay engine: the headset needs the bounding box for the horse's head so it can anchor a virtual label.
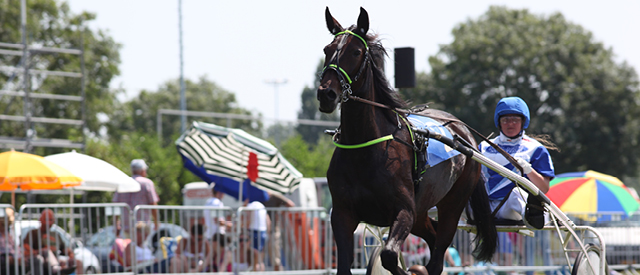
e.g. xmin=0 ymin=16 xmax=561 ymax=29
xmin=317 ymin=7 xmax=370 ymax=113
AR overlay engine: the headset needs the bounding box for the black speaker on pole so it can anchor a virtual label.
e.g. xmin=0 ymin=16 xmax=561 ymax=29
xmin=394 ymin=47 xmax=415 ymax=88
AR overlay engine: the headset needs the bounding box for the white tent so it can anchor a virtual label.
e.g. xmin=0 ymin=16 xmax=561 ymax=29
xmin=45 ymin=150 xmax=140 ymax=193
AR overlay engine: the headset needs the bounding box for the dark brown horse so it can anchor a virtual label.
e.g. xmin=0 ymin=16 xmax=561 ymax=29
xmin=317 ymin=7 xmax=498 ymax=275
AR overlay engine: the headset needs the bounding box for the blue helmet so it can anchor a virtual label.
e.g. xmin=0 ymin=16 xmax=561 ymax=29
xmin=493 ymin=97 xmax=530 ymax=129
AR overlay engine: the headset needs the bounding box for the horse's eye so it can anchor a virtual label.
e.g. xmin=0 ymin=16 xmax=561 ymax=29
xmin=353 ymin=49 xmax=362 ymax=57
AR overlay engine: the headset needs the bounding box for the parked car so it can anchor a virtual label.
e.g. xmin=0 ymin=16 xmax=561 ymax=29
xmin=15 ymin=220 xmax=102 ymax=274
xmin=85 ymin=223 xmax=189 ymax=273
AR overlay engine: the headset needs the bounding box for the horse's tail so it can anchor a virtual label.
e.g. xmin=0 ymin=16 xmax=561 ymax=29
xmin=468 ymin=176 xmax=497 ymax=262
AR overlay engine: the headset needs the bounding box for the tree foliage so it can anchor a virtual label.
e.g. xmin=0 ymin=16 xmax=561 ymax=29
xmin=0 ymin=0 xmax=121 ymax=149
xmin=85 ymin=132 xmax=199 ymax=205
xmin=400 ymin=6 xmax=640 ymax=180
xmin=100 ymin=76 xmax=263 ymax=204
xmin=279 ymin=134 xmax=332 ymax=178
xmin=107 ymin=76 xmax=260 ymax=146
xmin=0 ymin=1 xmax=333 ymax=207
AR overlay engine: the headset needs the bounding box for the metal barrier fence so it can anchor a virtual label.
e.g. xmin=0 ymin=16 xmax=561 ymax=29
xmin=1 ymin=203 xmax=639 ymax=275
xmin=234 ymin=206 xmax=331 ymax=273
xmin=349 ymin=225 xmax=564 ymax=272
xmin=129 ymin=205 xmax=237 ymax=274
xmin=1 ymin=203 xmax=331 ymax=275
xmin=567 ymin=212 xmax=640 ymax=270
xmin=0 ymin=203 xmax=131 ymax=275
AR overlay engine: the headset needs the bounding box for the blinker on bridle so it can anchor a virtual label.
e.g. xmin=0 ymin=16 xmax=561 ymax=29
xmin=321 ymin=30 xmax=370 ymax=102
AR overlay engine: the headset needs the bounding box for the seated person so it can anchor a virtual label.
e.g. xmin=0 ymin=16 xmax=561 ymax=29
xmin=166 ymin=236 xmax=189 ymax=273
xmin=232 ymin=232 xmax=254 ymax=272
xmin=211 ymin=233 xmax=232 ymax=272
xmin=122 ymin=222 xmax=181 ymax=273
xmin=181 ymin=224 xmax=214 ymax=272
xmin=479 ymin=97 xmax=555 ymax=229
xmin=23 ymin=209 xmax=83 ymax=275
xmin=0 ymin=208 xmax=19 ymax=275
xmin=108 ymin=216 xmax=131 ymax=269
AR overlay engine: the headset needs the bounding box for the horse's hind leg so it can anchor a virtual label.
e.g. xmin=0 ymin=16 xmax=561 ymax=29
xmin=380 ymin=209 xmax=413 ymax=275
xmin=332 ymin=209 xmax=359 ymax=275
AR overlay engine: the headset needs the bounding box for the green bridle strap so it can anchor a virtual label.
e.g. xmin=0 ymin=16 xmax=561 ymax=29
xmin=321 ymin=30 xmax=369 ymax=86
xmin=335 ymin=30 xmax=369 ymax=50
xmin=333 ymin=134 xmax=394 ymax=149
xmin=327 ymin=64 xmax=352 ymax=84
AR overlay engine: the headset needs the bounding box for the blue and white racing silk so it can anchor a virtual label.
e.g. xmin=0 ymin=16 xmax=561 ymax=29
xmin=479 ymin=132 xmax=555 ymax=200
xmin=407 ymin=115 xmax=461 ymax=167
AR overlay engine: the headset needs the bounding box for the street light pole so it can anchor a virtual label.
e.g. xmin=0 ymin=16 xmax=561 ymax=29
xmin=178 ymin=0 xmax=186 ymax=134
xmin=264 ymin=79 xmax=288 ymax=123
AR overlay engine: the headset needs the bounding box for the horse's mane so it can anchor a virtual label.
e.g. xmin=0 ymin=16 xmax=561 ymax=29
xmin=350 ymin=25 xmax=407 ymax=109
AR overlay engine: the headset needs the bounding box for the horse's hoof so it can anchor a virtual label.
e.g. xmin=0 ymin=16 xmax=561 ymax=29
xmin=408 ymin=265 xmax=428 ymax=275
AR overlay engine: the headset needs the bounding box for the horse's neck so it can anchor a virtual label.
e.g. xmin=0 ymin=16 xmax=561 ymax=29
xmin=339 ymin=91 xmax=396 ymax=144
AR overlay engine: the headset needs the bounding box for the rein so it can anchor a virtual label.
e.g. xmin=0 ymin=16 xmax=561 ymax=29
xmin=322 ymin=28 xmax=524 ymax=181
xmin=344 ymin=94 xmax=525 ymax=175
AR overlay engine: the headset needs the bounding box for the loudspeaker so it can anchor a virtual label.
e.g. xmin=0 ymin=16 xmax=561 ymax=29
xmin=394 ymin=47 xmax=415 ymax=88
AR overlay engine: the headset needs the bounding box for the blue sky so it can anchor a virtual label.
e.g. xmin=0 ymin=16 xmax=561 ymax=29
xmin=66 ymin=0 xmax=640 ymax=123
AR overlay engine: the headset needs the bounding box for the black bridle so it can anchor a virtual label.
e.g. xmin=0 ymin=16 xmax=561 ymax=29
xmin=320 ymin=30 xmax=371 ymax=102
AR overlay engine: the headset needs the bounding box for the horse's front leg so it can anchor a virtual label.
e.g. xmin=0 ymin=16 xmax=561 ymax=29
xmin=381 ymin=208 xmax=414 ymax=275
xmin=332 ymin=208 xmax=358 ymax=275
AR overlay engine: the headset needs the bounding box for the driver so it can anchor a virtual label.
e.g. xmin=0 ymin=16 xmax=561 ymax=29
xmin=479 ymin=96 xmax=556 ymax=229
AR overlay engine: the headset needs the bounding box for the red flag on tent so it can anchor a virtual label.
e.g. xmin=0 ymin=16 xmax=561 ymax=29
xmin=247 ymin=152 xmax=259 ymax=182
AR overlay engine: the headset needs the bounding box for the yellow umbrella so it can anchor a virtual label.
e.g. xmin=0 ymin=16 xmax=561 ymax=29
xmin=0 ymin=150 xmax=83 ymax=205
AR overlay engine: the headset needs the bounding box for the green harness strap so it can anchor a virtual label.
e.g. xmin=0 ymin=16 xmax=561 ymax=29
xmin=333 ymin=134 xmax=394 ymax=149
xmin=331 ymin=112 xmax=419 ymax=171
xmin=395 ymin=112 xmax=419 ymax=171
xmin=326 ymin=64 xmax=352 ymax=84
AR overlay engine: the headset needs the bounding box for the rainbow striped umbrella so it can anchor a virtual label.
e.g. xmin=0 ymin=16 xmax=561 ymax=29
xmin=547 ymin=170 xmax=640 ymax=218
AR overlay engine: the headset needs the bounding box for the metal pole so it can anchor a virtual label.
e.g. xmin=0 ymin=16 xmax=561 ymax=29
xmin=79 ymin=28 xmax=87 ymax=153
xmin=157 ymin=110 xmax=162 ymax=142
xmin=178 ymin=0 xmax=186 ymax=133
xmin=264 ymin=79 xmax=288 ymax=123
xmin=21 ymin=0 xmax=31 ymax=153
xmin=264 ymin=79 xmax=288 ymax=146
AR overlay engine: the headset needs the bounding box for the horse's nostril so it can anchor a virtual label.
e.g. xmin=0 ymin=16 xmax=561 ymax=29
xmin=326 ymin=90 xmax=337 ymax=101
xmin=318 ymin=85 xmax=338 ymax=102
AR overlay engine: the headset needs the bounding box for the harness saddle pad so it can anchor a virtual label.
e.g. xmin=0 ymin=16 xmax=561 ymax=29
xmin=407 ymin=114 xmax=461 ymax=167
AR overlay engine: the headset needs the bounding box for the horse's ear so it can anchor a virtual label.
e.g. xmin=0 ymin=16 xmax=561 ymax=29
xmin=356 ymin=7 xmax=369 ymax=36
xmin=325 ymin=7 xmax=344 ymax=35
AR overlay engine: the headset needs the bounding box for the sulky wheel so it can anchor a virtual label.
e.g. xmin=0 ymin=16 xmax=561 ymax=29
xmin=572 ymin=243 xmax=607 ymax=275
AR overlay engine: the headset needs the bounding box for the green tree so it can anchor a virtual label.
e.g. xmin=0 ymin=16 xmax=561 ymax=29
xmin=279 ymin=134 xmax=333 ymax=178
xmin=0 ymin=0 xmax=121 ymax=151
xmin=95 ymin=131 xmax=198 ymax=205
xmin=83 ymin=135 xmax=200 ymax=205
xmin=401 ymin=6 xmax=640 ymax=180
xmin=103 ymin=77 xmax=262 ymax=205
xmin=107 ymin=76 xmax=260 ymax=146
xmin=296 ymin=60 xmax=339 ymax=145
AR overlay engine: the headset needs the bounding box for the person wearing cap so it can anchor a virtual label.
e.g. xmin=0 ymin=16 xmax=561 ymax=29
xmin=479 ymin=97 xmax=556 ymax=229
xmin=112 ymin=159 xmax=160 ymax=236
